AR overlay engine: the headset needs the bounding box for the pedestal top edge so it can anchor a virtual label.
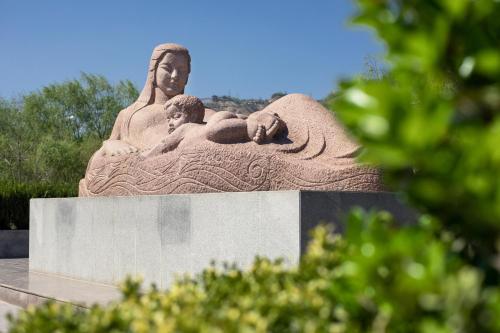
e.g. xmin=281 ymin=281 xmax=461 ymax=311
xmin=29 ymin=190 xmax=395 ymax=203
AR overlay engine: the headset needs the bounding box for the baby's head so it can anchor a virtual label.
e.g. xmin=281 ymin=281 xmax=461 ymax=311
xmin=164 ymin=94 xmax=205 ymax=134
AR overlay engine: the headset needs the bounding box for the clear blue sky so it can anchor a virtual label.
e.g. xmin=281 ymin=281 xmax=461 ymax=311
xmin=0 ymin=0 xmax=383 ymax=99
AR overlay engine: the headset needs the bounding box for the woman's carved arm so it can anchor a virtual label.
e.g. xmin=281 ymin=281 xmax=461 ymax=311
xmin=109 ymin=108 xmax=128 ymax=140
xmin=100 ymin=108 xmax=139 ymax=156
xmin=141 ymin=125 xmax=190 ymax=158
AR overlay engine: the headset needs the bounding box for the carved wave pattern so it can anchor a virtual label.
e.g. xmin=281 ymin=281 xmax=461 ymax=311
xmin=83 ymin=142 xmax=382 ymax=196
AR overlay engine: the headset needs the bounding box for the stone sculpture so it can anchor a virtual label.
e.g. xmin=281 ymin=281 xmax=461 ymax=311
xmin=79 ymin=43 xmax=382 ymax=196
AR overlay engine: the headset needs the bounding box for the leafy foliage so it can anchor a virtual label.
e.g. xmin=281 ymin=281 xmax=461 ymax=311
xmin=8 ymin=213 xmax=500 ymax=332
xmin=0 ymin=73 xmax=138 ymax=186
xmin=333 ymin=0 xmax=500 ymax=274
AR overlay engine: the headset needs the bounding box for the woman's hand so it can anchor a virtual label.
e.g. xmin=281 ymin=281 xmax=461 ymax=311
xmin=102 ymin=140 xmax=139 ymax=156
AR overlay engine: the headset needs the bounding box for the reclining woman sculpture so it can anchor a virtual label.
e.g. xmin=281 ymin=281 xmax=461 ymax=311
xmin=79 ymin=43 xmax=382 ymax=196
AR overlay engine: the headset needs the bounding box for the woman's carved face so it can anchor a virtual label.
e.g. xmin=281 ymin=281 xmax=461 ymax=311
xmin=155 ymin=52 xmax=189 ymax=98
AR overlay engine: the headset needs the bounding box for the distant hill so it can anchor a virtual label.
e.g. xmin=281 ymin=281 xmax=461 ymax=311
xmin=201 ymin=92 xmax=330 ymax=115
xmin=201 ymin=92 xmax=286 ymax=115
xmin=201 ymin=95 xmax=271 ymax=116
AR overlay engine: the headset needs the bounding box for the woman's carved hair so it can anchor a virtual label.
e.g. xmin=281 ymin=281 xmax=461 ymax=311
xmin=164 ymin=94 xmax=205 ymax=124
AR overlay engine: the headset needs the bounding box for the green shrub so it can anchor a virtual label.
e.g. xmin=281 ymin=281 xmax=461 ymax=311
xmin=0 ymin=182 xmax=76 ymax=230
xmin=333 ymin=0 xmax=500 ymax=273
xmin=8 ymin=212 xmax=500 ymax=332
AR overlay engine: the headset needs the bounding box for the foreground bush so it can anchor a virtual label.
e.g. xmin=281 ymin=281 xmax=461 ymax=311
xmin=8 ymin=211 xmax=500 ymax=332
xmin=334 ymin=0 xmax=500 ymax=274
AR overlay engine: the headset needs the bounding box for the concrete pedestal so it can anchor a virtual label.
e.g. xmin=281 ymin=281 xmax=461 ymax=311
xmin=29 ymin=191 xmax=415 ymax=288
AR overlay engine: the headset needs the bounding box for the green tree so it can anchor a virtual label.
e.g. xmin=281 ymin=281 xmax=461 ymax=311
xmin=0 ymin=98 xmax=35 ymax=182
xmin=23 ymin=73 xmax=138 ymax=142
xmin=0 ymin=74 xmax=138 ymax=185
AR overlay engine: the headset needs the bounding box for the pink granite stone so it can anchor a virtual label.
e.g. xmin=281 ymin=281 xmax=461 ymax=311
xmin=79 ymin=44 xmax=382 ymax=196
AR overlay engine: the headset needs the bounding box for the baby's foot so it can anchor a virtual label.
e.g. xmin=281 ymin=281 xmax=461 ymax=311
xmin=265 ymin=117 xmax=281 ymax=138
xmin=252 ymin=124 xmax=266 ymax=144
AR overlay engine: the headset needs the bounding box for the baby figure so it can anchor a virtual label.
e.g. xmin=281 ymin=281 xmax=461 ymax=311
xmin=143 ymin=94 xmax=283 ymax=158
